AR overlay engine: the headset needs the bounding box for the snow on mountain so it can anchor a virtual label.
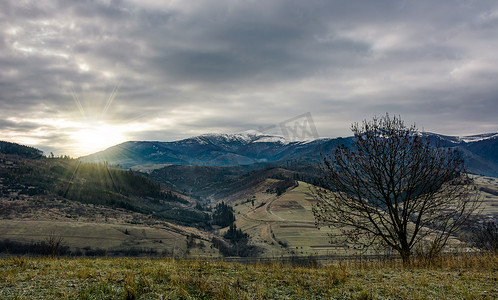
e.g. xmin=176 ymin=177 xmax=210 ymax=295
xmin=421 ymin=132 xmax=462 ymax=144
xmin=81 ymin=130 xmax=498 ymax=177
xmin=196 ymin=130 xmax=288 ymax=145
xmin=239 ymin=129 xmax=266 ymax=136
xmin=252 ymin=135 xmax=288 ymax=143
xmin=424 ymin=132 xmax=498 ymax=144
xmin=460 ymin=133 xmax=498 ymax=143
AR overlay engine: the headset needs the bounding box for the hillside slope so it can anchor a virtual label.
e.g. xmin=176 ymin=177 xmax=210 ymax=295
xmin=0 ymin=153 xmax=211 ymax=227
xmin=0 ymin=144 xmax=219 ymax=256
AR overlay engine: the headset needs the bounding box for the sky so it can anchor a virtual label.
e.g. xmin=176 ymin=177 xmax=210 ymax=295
xmin=1 ymin=0 xmax=497 ymax=157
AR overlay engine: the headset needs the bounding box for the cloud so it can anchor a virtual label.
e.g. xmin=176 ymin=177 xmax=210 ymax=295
xmin=0 ymin=0 xmax=497 ymax=156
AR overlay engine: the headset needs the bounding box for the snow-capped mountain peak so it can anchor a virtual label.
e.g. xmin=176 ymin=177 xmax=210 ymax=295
xmin=197 ymin=131 xmax=288 ymax=145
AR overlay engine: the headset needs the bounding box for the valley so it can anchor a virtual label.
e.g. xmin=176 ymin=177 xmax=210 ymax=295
xmin=1 ymin=132 xmax=498 ymax=259
xmin=2 ymin=1 xmax=497 ymax=297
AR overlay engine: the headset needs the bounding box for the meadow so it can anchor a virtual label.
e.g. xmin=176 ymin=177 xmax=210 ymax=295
xmin=0 ymin=254 xmax=496 ymax=299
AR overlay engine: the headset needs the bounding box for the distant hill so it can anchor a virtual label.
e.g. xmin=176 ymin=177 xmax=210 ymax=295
xmin=423 ymin=132 xmax=498 ymax=177
xmin=0 ymin=145 xmax=210 ymax=228
xmin=81 ymin=131 xmax=498 ymax=177
xmin=0 ymin=141 xmax=43 ymax=158
xmin=148 ymin=165 xmax=304 ymax=201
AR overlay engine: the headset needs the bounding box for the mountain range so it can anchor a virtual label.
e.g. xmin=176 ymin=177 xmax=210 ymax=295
xmin=81 ymin=130 xmax=498 ymax=177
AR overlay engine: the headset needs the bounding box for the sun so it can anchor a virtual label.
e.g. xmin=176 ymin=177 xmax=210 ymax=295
xmin=67 ymin=84 xmax=130 ymax=157
xmin=71 ymin=121 xmax=126 ymax=156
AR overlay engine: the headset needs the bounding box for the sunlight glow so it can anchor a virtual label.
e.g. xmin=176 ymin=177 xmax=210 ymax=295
xmin=78 ymin=63 xmax=90 ymax=72
xmin=70 ymin=121 xmax=126 ymax=156
xmin=2 ymin=87 xmax=159 ymax=157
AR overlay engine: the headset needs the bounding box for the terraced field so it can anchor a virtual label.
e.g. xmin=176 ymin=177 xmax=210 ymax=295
xmin=232 ymin=181 xmax=345 ymax=257
xmin=232 ymin=176 xmax=498 ymax=258
xmin=474 ymin=175 xmax=498 ymax=219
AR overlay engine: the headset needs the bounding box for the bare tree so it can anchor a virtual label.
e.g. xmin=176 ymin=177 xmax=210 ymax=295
xmin=312 ymin=114 xmax=480 ymax=263
xmin=42 ymin=232 xmax=68 ymax=258
xmin=470 ymin=221 xmax=498 ymax=253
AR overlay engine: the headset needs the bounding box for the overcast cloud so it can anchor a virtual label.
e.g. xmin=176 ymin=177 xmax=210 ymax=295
xmin=1 ymin=0 xmax=497 ymax=156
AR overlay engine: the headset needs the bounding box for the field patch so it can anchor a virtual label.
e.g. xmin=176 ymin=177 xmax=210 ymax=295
xmin=0 ymin=219 xmax=220 ymax=257
xmin=271 ymin=200 xmax=305 ymax=211
xmin=0 ymin=256 xmax=496 ymax=299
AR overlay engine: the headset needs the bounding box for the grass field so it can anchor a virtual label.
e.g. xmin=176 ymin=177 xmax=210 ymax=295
xmin=0 ymin=192 xmax=220 ymax=257
xmin=232 ymin=177 xmax=498 ymax=257
xmin=0 ymin=254 xmax=496 ymax=299
xmin=1 ymin=176 xmax=496 ymax=259
xmin=233 ymin=181 xmax=373 ymax=257
xmin=0 ymin=219 xmax=181 ymax=252
xmin=474 ymin=176 xmax=498 ymax=218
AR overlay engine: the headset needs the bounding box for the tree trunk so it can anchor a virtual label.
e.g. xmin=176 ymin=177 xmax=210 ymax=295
xmin=400 ymin=247 xmax=411 ymax=266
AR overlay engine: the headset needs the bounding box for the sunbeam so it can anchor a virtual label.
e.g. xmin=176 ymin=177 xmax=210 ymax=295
xmin=68 ymin=85 xmax=132 ymax=157
xmin=70 ymin=121 xmax=126 ymax=156
xmin=71 ymin=89 xmax=87 ymax=121
xmin=101 ymin=83 xmax=120 ymax=119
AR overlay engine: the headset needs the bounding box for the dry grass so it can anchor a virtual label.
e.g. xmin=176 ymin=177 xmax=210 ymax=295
xmin=0 ymin=254 xmax=496 ymax=299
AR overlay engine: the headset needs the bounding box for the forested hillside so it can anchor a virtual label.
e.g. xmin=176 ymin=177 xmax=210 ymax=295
xmin=0 ymin=144 xmax=209 ymax=228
